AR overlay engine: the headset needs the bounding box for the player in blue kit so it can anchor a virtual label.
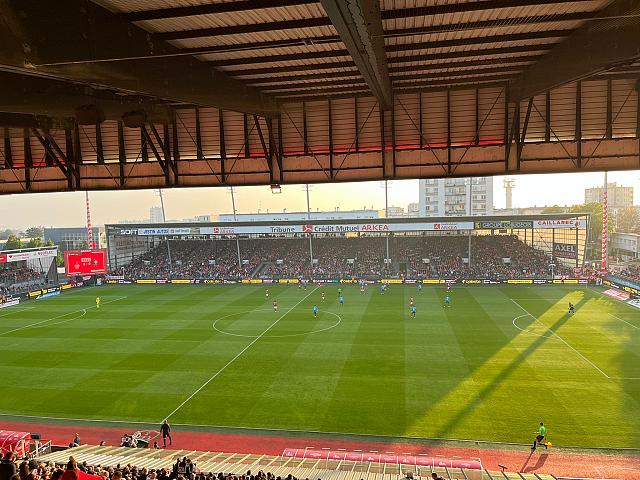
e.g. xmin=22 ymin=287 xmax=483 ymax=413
xmin=444 ymin=294 xmax=451 ymax=308
xmin=313 ymin=304 xmax=318 ymax=318
xmin=410 ymin=305 xmax=417 ymax=318
xmin=339 ymin=294 xmax=344 ymax=306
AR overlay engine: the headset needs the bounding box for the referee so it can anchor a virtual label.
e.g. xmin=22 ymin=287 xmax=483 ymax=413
xmin=160 ymin=420 xmax=172 ymax=448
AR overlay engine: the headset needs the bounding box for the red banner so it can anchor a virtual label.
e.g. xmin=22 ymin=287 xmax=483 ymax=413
xmin=65 ymin=250 xmax=107 ymax=276
xmin=0 ymin=430 xmax=30 ymax=457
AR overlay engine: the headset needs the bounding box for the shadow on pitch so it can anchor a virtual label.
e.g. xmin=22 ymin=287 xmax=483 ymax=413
xmin=431 ymin=291 xmax=590 ymax=439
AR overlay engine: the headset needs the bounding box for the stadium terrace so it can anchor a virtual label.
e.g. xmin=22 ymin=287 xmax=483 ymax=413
xmin=104 ymin=213 xmax=590 ymax=283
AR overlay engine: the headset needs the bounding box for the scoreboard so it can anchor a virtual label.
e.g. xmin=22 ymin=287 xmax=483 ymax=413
xmin=65 ymin=250 xmax=107 ymax=276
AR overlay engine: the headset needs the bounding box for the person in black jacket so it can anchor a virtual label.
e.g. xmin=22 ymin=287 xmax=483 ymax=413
xmin=160 ymin=420 xmax=172 ymax=447
xmin=0 ymin=452 xmax=17 ymax=480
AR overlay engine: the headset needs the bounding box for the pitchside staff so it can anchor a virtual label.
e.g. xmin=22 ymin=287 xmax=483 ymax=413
xmin=160 ymin=420 xmax=172 ymax=447
xmin=532 ymin=422 xmax=551 ymax=451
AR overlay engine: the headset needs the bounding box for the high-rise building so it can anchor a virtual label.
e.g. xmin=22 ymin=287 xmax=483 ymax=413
xmin=149 ymin=206 xmax=164 ymax=223
xmin=584 ymin=183 xmax=633 ymax=209
xmin=418 ymin=177 xmax=493 ymax=217
xmin=407 ymin=202 xmax=420 ymax=217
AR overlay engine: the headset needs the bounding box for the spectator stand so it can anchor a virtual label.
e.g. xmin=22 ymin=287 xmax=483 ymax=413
xmin=0 ymin=246 xmax=59 ymax=298
xmin=33 ymin=444 xmax=589 ymax=480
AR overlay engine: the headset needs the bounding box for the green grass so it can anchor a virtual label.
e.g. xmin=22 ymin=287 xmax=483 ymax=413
xmin=0 ymin=284 xmax=638 ymax=449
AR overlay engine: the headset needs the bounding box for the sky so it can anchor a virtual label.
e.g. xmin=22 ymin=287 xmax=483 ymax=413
xmin=1 ymin=170 xmax=639 ymax=230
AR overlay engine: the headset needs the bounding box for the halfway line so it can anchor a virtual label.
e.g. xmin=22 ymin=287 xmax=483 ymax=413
xmin=163 ymin=286 xmax=320 ymax=421
xmin=510 ymin=299 xmax=611 ymax=379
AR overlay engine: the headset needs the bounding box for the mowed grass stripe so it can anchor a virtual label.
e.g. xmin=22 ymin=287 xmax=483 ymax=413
xmin=513 ymin=288 xmax=640 ymax=378
xmin=406 ymin=287 xmax=553 ymax=443
xmin=487 ymin=287 xmax=637 ymax=447
xmin=198 ymin=286 xmax=365 ymax=430
xmin=0 ymin=284 xmax=637 ymax=448
xmin=166 ymin=286 xmax=319 ymax=423
xmin=316 ymin=285 xmax=408 ymax=436
xmin=404 ymin=286 xmax=476 ymax=439
xmin=179 ymin=285 xmax=328 ymax=424
xmin=0 ymin=286 xmax=271 ymax=421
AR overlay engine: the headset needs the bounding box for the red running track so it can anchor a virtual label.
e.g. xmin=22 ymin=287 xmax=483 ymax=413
xmin=1 ymin=421 xmax=638 ymax=480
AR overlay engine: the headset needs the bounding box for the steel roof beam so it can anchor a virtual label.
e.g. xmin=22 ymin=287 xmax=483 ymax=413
xmin=215 ymin=43 xmax=554 ymax=69
xmin=509 ymin=0 xmax=640 ymax=99
xmin=0 ymin=72 xmax=173 ymax=122
xmin=209 ymin=32 xmax=565 ymax=68
xmin=0 ymin=0 xmax=278 ymax=115
xmin=122 ymin=0 xmax=319 ymax=22
xmin=157 ymin=18 xmax=332 ymax=41
xmin=208 ymin=31 xmax=563 ymax=68
xmin=174 ymin=12 xmax=591 ymax=57
xmin=274 ymin=74 xmax=515 ymax=98
xmin=240 ymin=55 xmax=541 ymax=82
xmin=223 ymin=61 xmax=356 ymax=77
xmin=228 ymin=45 xmax=551 ymax=77
xmin=0 ymin=112 xmax=73 ymax=130
xmin=382 ymin=0 xmax=595 ymax=20
xmin=123 ymin=0 xmax=588 ymax=22
xmin=155 ymin=0 xmax=594 ymax=40
xmin=261 ymin=66 xmax=523 ymax=91
xmin=319 ymin=0 xmax=392 ymax=109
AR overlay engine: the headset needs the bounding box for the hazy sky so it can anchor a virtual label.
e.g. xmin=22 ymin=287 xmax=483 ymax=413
xmin=1 ymin=170 xmax=639 ymax=229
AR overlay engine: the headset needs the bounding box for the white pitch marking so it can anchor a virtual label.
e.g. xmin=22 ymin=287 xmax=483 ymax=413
xmin=164 ymin=286 xmax=320 ymax=421
xmin=0 ymin=306 xmax=36 ymax=318
xmin=512 ymin=313 xmax=555 ymax=340
xmin=212 ymin=308 xmax=342 ymax=338
xmin=610 ymin=314 xmax=639 ymax=330
xmin=0 ymin=296 xmax=127 ymax=336
xmin=510 ymin=299 xmax=611 ymax=379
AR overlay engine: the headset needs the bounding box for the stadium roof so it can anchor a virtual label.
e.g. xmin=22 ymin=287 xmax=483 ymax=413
xmin=0 ymin=1 xmax=639 ymax=194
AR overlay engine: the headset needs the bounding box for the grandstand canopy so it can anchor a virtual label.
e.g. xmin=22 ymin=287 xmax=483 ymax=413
xmin=0 ymin=0 xmax=639 ymax=194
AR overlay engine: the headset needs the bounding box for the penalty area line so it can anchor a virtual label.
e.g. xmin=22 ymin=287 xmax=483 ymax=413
xmin=163 ymin=286 xmax=320 ymax=422
xmin=510 ymin=299 xmax=611 ymax=379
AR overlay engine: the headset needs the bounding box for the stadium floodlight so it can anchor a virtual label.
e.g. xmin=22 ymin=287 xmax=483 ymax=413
xmin=270 ymin=183 xmax=282 ymax=194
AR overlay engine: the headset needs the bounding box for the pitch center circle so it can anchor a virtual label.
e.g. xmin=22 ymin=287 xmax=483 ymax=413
xmin=212 ymin=308 xmax=342 ymax=338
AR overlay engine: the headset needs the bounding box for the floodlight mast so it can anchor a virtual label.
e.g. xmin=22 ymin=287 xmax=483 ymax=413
xmin=157 ymin=189 xmax=173 ymax=272
xmin=229 ymin=186 xmax=242 ymax=271
xmin=306 ymin=184 xmax=314 ymax=273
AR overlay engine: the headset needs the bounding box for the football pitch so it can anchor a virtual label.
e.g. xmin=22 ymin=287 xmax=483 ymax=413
xmin=0 ymin=284 xmax=638 ymax=449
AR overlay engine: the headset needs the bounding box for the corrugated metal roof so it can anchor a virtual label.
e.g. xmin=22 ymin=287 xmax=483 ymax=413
xmin=89 ymin=0 xmax=622 ymax=102
xmin=387 ymin=38 xmax=560 ymax=59
xmin=195 ymin=42 xmax=345 ymax=62
xmin=93 ymin=0 xmax=232 ymax=14
xmin=137 ymin=4 xmax=328 ymax=34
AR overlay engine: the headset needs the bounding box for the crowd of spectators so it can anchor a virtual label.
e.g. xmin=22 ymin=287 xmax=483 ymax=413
xmin=614 ymin=263 xmax=640 ymax=283
xmin=0 ymin=453 xmax=301 ymax=480
xmin=114 ymin=235 xmax=572 ymax=280
xmin=0 ymin=266 xmax=46 ymax=296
